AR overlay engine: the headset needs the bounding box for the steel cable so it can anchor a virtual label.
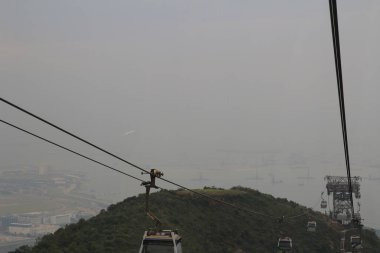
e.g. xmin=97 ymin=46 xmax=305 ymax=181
xmin=328 ymin=0 xmax=355 ymax=215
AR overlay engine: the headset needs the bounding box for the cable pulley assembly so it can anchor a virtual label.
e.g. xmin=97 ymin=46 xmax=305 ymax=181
xmin=141 ymin=169 xmax=164 ymax=231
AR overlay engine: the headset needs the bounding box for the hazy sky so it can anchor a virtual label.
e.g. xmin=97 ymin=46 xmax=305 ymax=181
xmin=1 ymin=1 xmax=380 ymax=227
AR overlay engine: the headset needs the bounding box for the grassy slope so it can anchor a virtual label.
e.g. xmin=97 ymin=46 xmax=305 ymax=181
xmin=10 ymin=187 xmax=380 ymax=253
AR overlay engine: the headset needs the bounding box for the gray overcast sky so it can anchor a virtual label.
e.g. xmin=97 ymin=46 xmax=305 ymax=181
xmin=1 ymin=1 xmax=380 ymax=226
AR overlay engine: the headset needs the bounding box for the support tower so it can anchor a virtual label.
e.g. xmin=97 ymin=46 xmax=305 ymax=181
xmin=325 ymin=176 xmax=361 ymax=224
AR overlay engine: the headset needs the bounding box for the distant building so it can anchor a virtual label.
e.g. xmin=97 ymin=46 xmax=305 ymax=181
xmin=18 ymin=212 xmax=43 ymax=225
xmin=1 ymin=216 xmax=18 ymax=228
xmin=50 ymin=214 xmax=71 ymax=225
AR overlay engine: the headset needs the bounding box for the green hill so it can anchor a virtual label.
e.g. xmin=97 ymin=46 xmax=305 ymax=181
xmin=10 ymin=187 xmax=380 ymax=253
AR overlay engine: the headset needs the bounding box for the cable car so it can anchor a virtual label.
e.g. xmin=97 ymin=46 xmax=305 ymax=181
xmin=277 ymin=237 xmax=293 ymax=252
xmin=320 ymin=200 xmax=327 ymax=209
xmin=139 ymin=169 xmax=183 ymax=253
xmin=350 ymin=235 xmax=362 ymax=250
xmin=139 ymin=230 xmax=182 ymax=253
xmin=306 ymin=221 xmax=316 ymax=232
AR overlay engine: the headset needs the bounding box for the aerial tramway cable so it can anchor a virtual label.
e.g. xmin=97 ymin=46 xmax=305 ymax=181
xmin=0 ymin=116 xmax=276 ymax=218
xmin=0 ymin=119 xmax=145 ymax=183
xmin=328 ymin=0 xmax=355 ymax=216
xmin=0 ymin=97 xmax=151 ymax=175
xmin=1 ymin=97 xmax=321 ymax=220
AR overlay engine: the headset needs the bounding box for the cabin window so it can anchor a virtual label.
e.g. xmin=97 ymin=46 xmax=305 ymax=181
xmin=142 ymin=241 xmax=174 ymax=253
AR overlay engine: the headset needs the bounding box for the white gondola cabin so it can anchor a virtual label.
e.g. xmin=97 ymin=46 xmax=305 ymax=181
xmin=139 ymin=230 xmax=182 ymax=253
xmin=320 ymin=200 xmax=327 ymax=209
xmin=306 ymin=221 xmax=317 ymax=232
xmin=277 ymin=237 xmax=293 ymax=252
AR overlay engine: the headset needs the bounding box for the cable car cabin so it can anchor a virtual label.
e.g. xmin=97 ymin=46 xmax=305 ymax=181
xmin=307 ymin=221 xmax=317 ymax=232
xmin=320 ymin=200 xmax=327 ymax=209
xmin=350 ymin=235 xmax=362 ymax=249
xmin=277 ymin=237 xmax=293 ymax=252
xmin=139 ymin=230 xmax=182 ymax=253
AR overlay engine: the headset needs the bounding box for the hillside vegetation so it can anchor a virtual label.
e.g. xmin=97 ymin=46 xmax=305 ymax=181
xmin=10 ymin=187 xmax=380 ymax=253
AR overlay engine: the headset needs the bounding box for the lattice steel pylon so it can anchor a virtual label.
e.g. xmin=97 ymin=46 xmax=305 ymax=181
xmin=325 ymin=176 xmax=361 ymax=224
